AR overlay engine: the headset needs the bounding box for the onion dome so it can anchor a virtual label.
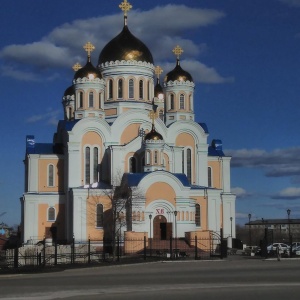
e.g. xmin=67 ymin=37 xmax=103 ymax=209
xmin=164 ymin=45 xmax=193 ymax=82
xmin=164 ymin=59 xmax=193 ymax=82
xmin=145 ymin=124 xmax=163 ymax=141
xmin=74 ymin=42 xmax=102 ymax=80
xmin=154 ymin=78 xmax=163 ymax=97
xmin=98 ymin=25 xmax=153 ymax=65
xmin=64 ymin=85 xmax=75 ymax=97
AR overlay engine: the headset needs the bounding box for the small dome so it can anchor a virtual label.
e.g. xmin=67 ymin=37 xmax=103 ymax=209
xmin=145 ymin=125 xmax=163 ymax=141
xmin=98 ymin=25 xmax=153 ymax=65
xmin=74 ymin=60 xmax=102 ymax=80
xmin=164 ymin=60 xmax=193 ymax=82
xmin=154 ymin=78 xmax=163 ymax=97
xmin=64 ymin=85 xmax=75 ymax=97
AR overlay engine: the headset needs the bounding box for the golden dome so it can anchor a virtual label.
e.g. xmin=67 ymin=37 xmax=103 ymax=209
xmin=164 ymin=60 xmax=193 ymax=83
xmin=145 ymin=125 xmax=163 ymax=141
xmin=98 ymin=25 xmax=153 ymax=64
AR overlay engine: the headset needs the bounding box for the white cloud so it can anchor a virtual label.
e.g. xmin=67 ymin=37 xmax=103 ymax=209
xmin=231 ymin=187 xmax=251 ymax=198
xmin=272 ymin=187 xmax=300 ymax=200
xmin=0 ymin=5 xmax=228 ymax=83
xmin=26 ymin=109 xmax=61 ymax=125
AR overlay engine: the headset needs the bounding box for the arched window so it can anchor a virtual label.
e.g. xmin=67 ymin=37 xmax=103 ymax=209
xmin=96 ymin=204 xmax=103 ymax=227
xmin=129 ymin=79 xmax=134 ymax=98
xmin=170 ymin=94 xmax=174 ymax=110
xmin=208 ymin=167 xmax=212 ymax=187
xmin=139 ymin=80 xmax=144 ymax=99
xmin=93 ymin=147 xmax=98 ymax=182
xmin=118 ymin=79 xmax=123 ymax=98
xmin=186 ymin=211 xmax=189 ymax=221
xmin=195 ymin=204 xmax=201 ymax=227
xmin=154 ymin=151 xmax=158 ymax=164
xmin=182 ymin=150 xmax=185 ymax=173
xmin=147 ymin=81 xmax=150 ymax=100
xmin=187 ymin=148 xmax=192 ymax=183
xmin=48 ymin=164 xmax=54 ymax=187
xmin=85 ymin=147 xmax=90 ymax=184
xmin=181 ymin=211 xmax=185 ymax=221
xmin=146 ymin=151 xmax=150 ymax=165
xmin=99 ymin=93 xmax=102 ymax=108
xmin=129 ymin=157 xmax=137 ymax=173
xmin=180 ymin=94 xmax=185 ymax=109
xmin=108 ymin=79 xmax=113 ymax=99
xmin=159 ymin=110 xmax=163 ymax=121
xmin=48 ymin=207 xmax=56 ymax=222
xmin=189 ymin=95 xmax=192 ymax=111
xmin=89 ymin=92 xmax=94 ymax=107
xmin=79 ymin=92 xmax=83 ymax=108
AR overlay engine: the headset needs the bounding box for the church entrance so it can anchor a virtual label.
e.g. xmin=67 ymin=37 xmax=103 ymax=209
xmin=153 ymin=215 xmax=172 ymax=240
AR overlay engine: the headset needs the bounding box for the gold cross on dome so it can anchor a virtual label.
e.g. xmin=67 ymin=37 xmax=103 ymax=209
xmin=119 ymin=0 xmax=132 ymax=16
xmin=155 ymin=66 xmax=163 ymax=77
xmin=72 ymin=63 xmax=82 ymax=72
xmin=83 ymin=42 xmax=95 ymax=57
xmin=172 ymin=45 xmax=184 ymax=59
xmin=148 ymin=109 xmax=158 ymax=125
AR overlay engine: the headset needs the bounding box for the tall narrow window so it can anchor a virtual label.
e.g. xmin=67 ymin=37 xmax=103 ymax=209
xmin=93 ymin=147 xmax=98 ymax=182
xmin=48 ymin=164 xmax=54 ymax=187
xmin=170 ymin=94 xmax=174 ymax=110
xmin=154 ymin=151 xmax=158 ymax=164
xmin=129 ymin=79 xmax=134 ymax=99
xmin=189 ymin=95 xmax=192 ymax=111
xmin=118 ymin=79 xmax=123 ymax=98
xmin=96 ymin=204 xmax=103 ymax=227
xmin=146 ymin=151 xmax=150 ymax=165
xmin=79 ymin=92 xmax=83 ymax=108
xmin=108 ymin=79 xmax=113 ymax=99
xmin=89 ymin=92 xmax=94 ymax=107
xmin=208 ymin=167 xmax=212 ymax=187
xmin=48 ymin=207 xmax=56 ymax=222
xmin=139 ymin=80 xmax=143 ymax=99
xmin=187 ymin=148 xmax=191 ymax=183
xmin=147 ymin=81 xmax=150 ymax=100
xmin=182 ymin=150 xmax=184 ymax=173
xmin=85 ymin=147 xmax=90 ymax=184
xmin=129 ymin=157 xmax=137 ymax=173
xmin=180 ymin=94 xmax=185 ymax=109
xmin=195 ymin=204 xmax=201 ymax=227
xmin=99 ymin=93 xmax=102 ymax=109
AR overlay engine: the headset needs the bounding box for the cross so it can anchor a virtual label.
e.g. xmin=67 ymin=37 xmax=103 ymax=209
xmin=172 ymin=45 xmax=184 ymax=59
xmin=72 ymin=63 xmax=82 ymax=71
xmin=138 ymin=128 xmax=145 ymax=138
xmin=155 ymin=66 xmax=163 ymax=78
xmin=119 ymin=0 xmax=132 ymax=16
xmin=83 ymin=42 xmax=95 ymax=58
xmin=148 ymin=110 xmax=158 ymax=125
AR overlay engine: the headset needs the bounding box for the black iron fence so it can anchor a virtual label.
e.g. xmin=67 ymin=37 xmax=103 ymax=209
xmin=0 ymin=235 xmax=225 ymax=270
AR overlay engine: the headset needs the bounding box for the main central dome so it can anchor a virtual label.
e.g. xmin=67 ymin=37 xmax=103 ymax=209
xmin=98 ymin=25 xmax=154 ymax=65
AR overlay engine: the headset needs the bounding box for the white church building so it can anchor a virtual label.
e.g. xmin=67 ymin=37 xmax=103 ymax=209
xmin=21 ymin=0 xmax=236 ymax=246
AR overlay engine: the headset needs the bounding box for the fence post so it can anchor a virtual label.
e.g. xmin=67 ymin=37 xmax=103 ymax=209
xmin=170 ymin=236 xmax=173 ymax=259
xmin=88 ymin=238 xmax=91 ymax=264
xmin=43 ymin=237 xmax=46 ymax=266
xmin=71 ymin=236 xmax=75 ymax=264
xmin=13 ymin=247 xmax=18 ymax=268
xmin=54 ymin=240 xmax=57 ymax=265
xmin=195 ymin=236 xmax=198 ymax=260
xmin=144 ymin=236 xmax=147 ymax=260
xmin=117 ymin=236 xmax=120 ymax=262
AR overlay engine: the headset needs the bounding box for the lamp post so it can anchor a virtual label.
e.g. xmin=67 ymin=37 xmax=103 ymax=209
xmin=149 ymin=214 xmax=152 ymax=256
xmin=287 ymin=209 xmax=291 ymax=257
xmin=174 ymin=211 xmax=178 ymax=258
xmin=230 ymin=217 xmax=233 ymax=237
xmin=248 ymin=213 xmax=252 ymax=246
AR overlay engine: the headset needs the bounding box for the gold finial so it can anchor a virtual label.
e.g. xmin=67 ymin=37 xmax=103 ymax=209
xmin=119 ymin=0 xmax=132 ymax=16
xmin=72 ymin=63 xmax=82 ymax=72
xmin=172 ymin=45 xmax=184 ymax=59
xmin=83 ymin=42 xmax=95 ymax=58
xmin=148 ymin=109 xmax=158 ymax=125
xmin=155 ymin=66 xmax=163 ymax=78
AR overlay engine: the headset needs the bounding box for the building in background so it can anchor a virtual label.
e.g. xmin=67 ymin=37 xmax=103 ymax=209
xmin=21 ymin=1 xmax=236 ymax=245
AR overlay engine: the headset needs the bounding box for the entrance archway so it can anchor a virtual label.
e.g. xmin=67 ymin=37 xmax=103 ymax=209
xmin=153 ymin=215 xmax=172 ymax=240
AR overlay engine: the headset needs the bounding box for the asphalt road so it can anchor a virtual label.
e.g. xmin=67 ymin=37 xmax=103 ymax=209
xmin=1 ymin=258 xmax=300 ymax=299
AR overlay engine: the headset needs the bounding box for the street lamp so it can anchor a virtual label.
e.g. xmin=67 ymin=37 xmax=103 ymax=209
xmin=248 ymin=213 xmax=252 ymax=246
xmin=287 ymin=209 xmax=291 ymax=257
xmin=174 ymin=211 xmax=178 ymax=258
xmin=149 ymin=214 xmax=152 ymax=256
xmin=230 ymin=217 xmax=233 ymax=237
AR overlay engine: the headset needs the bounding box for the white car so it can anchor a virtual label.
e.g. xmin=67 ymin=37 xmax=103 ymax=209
xmin=294 ymin=246 xmax=300 ymax=256
xmin=267 ymin=243 xmax=290 ymax=253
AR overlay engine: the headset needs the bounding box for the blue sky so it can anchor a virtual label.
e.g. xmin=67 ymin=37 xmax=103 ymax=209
xmin=0 ymin=0 xmax=300 ymax=226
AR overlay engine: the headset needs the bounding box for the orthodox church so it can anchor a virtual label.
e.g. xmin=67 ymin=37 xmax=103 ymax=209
xmin=21 ymin=1 xmax=236 ymax=245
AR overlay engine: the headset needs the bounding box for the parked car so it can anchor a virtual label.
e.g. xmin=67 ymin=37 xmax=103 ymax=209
xmin=242 ymin=246 xmax=261 ymax=256
xmin=291 ymin=242 xmax=300 ymax=252
xmin=293 ymin=246 xmax=300 ymax=256
xmin=267 ymin=243 xmax=290 ymax=254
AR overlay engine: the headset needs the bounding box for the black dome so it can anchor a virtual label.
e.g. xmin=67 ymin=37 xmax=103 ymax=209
xmin=64 ymin=85 xmax=75 ymax=97
xmin=154 ymin=78 xmax=163 ymax=97
xmin=145 ymin=125 xmax=163 ymax=141
xmin=98 ymin=25 xmax=153 ymax=64
xmin=164 ymin=60 xmax=193 ymax=82
xmin=74 ymin=60 xmax=102 ymax=80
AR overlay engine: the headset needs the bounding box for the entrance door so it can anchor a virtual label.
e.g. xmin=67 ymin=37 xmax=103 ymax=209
xmin=153 ymin=215 xmax=173 ymax=240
